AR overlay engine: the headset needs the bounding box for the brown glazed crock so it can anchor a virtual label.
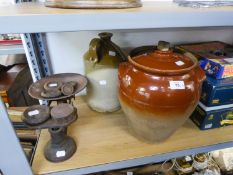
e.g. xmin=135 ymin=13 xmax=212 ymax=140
xmin=118 ymin=41 xmax=206 ymax=143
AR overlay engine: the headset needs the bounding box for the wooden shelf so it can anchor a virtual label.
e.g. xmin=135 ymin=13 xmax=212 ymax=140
xmin=32 ymin=97 xmax=233 ymax=175
xmin=1 ymin=2 xmax=233 ymax=34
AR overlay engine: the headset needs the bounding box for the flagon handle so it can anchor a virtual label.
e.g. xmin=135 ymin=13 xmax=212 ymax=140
xmin=88 ymin=38 xmax=101 ymax=63
xmin=99 ymin=32 xmax=128 ymax=62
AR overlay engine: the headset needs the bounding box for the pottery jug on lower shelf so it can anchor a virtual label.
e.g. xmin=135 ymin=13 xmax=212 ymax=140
xmin=118 ymin=41 xmax=206 ymax=143
xmin=84 ymin=32 xmax=127 ymax=113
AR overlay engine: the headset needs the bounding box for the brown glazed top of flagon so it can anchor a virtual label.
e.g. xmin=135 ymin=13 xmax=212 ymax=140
xmin=118 ymin=41 xmax=206 ymax=119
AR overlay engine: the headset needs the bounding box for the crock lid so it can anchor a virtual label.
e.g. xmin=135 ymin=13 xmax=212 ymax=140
xmin=129 ymin=41 xmax=198 ymax=75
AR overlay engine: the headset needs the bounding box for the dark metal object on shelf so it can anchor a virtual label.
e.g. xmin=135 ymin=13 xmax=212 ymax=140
xmin=61 ymin=82 xmax=76 ymax=96
xmin=44 ymin=81 xmax=63 ymax=91
xmin=28 ymin=73 xmax=87 ymax=101
xmin=22 ymin=104 xmax=78 ymax=129
xmin=44 ymin=127 xmax=77 ymax=162
xmin=22 ymin=73 xmax=87 ymax=162
xmin=23 ymin=105 xmax=50 ymax=125
xmin=41 ymin=89 xmax=62 ymax=98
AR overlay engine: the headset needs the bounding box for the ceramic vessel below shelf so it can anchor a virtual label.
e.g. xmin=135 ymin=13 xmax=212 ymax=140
xmin=118 ymin=41 xmax=206 ymax=143
xmin=45 ymin=0 xmax=142 ymax=9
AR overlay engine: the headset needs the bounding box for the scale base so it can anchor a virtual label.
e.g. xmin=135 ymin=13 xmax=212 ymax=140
xmin=44 ymin=127 xmax=77 ymax=162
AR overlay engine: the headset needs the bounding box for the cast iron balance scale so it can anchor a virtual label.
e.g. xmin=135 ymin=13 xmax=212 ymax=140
xmin=22 ymin=73 xmax=87 ymax=162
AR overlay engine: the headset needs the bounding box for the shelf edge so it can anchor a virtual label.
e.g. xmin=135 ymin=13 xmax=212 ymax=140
xmin=47 ymin=141 xmax=233 ymax=175
xmin=1 ymin=11 xmax=233 ymax=34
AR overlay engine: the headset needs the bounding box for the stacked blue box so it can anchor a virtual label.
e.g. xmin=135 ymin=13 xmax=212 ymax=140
xmin=191 ymin=76 xmax=233 ymax=130
xmin=191 ymin=102 xmax=233 ymax=130
xmin=176 ymin=41 xmax=233 ymax=130
xmin=200 ymin=76 xmax=233 ymax=106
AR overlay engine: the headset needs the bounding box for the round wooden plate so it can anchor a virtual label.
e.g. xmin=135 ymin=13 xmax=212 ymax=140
xmin=45 ymin=0 xmax=142 ymax=9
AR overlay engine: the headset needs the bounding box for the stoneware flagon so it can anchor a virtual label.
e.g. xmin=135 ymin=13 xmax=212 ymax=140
xmin=84 ymin=32 xmax=127 ymax=113
xmin=118 ymin=41 xmax=206 ymax=143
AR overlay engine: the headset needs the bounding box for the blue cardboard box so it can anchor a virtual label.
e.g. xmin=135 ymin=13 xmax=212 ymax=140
xmin=201 ymin=76 xmax=233 ymax=106
xmin=191 ymin=102 xmax=233 ymax=130
xmin=176 ymin=41 xmax=233 ymax=79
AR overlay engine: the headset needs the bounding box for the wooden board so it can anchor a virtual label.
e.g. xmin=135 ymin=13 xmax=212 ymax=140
xmin=8 ymin=107 xmax=27 ymax=123
xmin=0 ymin=65 xmax=27 ymax=104
xmin=32 ymin=97 xmax=233 ymax=174
xmin=0 ymin=64 xmax=38 ymax=106
xmin=0 ymin=64 xmax=27 ymax=92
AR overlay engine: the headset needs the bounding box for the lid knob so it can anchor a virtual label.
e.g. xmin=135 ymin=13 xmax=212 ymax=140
xmin=98 ymin=32 xmax=113 ymax=40
xmin=157 ymin=41 xmax=170 ymax=52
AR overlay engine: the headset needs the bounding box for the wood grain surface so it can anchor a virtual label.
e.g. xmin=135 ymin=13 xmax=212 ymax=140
xmin=31 ymin=97 xmax=233 ymax=174
xmin=8 ymin=107 xmax=27 ymax=122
